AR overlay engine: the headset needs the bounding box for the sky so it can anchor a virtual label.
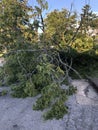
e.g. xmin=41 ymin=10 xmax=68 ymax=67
xmin=28 ymin=0 xmax=98 ymax=14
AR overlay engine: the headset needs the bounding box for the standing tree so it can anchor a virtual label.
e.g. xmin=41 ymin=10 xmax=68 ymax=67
xmin=44 ymin=9 xmax=77 ymax=49
xmin=34 ymin=0 xmax=48 ymax=32
xmin=80 ymin=4 xmax=96 ymax=34
xmin=0 ymin=0 xmax=34 ymax=52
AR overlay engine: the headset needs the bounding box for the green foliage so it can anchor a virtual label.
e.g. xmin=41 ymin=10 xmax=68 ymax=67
xmin=36 ymin=0 xmax=48 ymax=11
xmin=43 ymin=100 xmax=68 ymax=120
xmin=11 ymin=80 xmax=38 ymax=98
xmin=70 ymin=52 xmax=98 ymax=78
xmin=0 ymin=68 xmax=4 ymax=86
xmin=33 ymin=83 xmax=62 ymax=110
xmin=0 ymin=0 xmax=35 ymax=52
xmin=33 ymin=83 xmax=76 ymax=119
xmin=3 ymin=55 xmax=21 ymax=84
xmin=80 ymin=4 xmax=96 ymax=34
xmin=44 ymin=9 xmax=77 ymax=48
xmin=1 ymin=90 xmax=8 ymax=96
xmin=91 ymin=18 xmax=98 ymax=29
xmin=72 ymin=35 xmax=94 ymax=52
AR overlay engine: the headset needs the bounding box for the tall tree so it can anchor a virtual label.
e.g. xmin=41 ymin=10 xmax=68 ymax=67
xmin=44 ymin=9 xmax=77 ymax=48
xmin=33 ymin=0 xmax=48 ymax=33
xmin=0 ymin=0 xmax=33 ymax=52
xmin=80 ymin=4 xmax=96 ymax=34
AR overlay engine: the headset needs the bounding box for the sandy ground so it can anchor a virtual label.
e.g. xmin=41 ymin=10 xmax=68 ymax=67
xmin=0 ymin=80 xmax=98 ymax=130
